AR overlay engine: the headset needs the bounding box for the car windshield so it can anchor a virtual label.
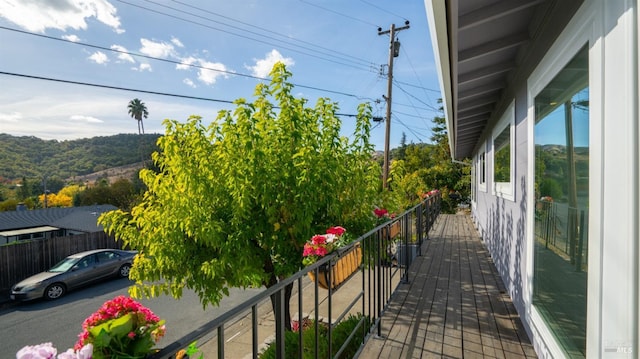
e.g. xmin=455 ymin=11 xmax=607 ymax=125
xmin=49 ymin=257 xmax=80 ymax=273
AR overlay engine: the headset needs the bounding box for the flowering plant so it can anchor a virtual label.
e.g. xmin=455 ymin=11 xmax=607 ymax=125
xmin=302 ymin=226 xmax=351 ymax=266
xmin=75 ymin=296 xmax=166 ymax=359
xmin=17 ymin=342 xmax=93 ymax=359
xmin=373 ymin=208 xmax=395 ymax=225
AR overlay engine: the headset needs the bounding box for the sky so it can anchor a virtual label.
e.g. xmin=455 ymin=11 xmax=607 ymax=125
xmin=0 ymin=0 xmax=442 ymax=151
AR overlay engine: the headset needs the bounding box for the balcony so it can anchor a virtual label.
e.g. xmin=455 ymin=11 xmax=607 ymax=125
xmin=149 ymin=196 xmax=535 ymax=358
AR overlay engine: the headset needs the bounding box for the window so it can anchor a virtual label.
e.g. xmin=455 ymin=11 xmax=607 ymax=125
xmin=492 ymin=101 xmax=515 ymax=200
xmin=478 ymin=148 xmax=486 ymax=192
xmin=97 ymin=251 xmax=117 ymax=263
xmin=533 ymin=45 xmax=588 ymax=358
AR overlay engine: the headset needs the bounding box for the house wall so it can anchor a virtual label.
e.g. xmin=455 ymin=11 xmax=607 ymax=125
xmin=471 ymin=1 xmax=639 ymax=357
xmin=471 ymin=84 xmax=530 ymax=332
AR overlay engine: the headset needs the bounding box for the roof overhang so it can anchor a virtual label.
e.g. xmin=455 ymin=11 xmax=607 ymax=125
xmin=424 ymin=0 xmax=582 ymax=160
xmin=0 ymin=226 xmax=60 ymax=237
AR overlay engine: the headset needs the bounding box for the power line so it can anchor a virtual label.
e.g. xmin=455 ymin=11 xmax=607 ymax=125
xmin=392 ymin=114 xmax=425 ymax=142
xmin=394 ymin=80 xmax=440 ymax=93
xmin=394 ymin=102 xmax=440 ymax=113
xmin=0 ymin=26 xmax=367 ymax=99
xmin=394 ymin=110 xmax=432 ymax=120
xmin=298 ymin=0 xmax=380 ymax=28
xmin=170 ymin=0 xmax=372 ymax=67
xmin=393 ymin=80 xmax=441 ymax=112
xmin=358 ymin=0 xmax=408 ymax=22
xmin=116 ymin=0 xmax=373 ymax=72
xmin=399 ymin=44 xmax=436 ymax=111
xmin=0 ymin=71 xmax=364 ymax=118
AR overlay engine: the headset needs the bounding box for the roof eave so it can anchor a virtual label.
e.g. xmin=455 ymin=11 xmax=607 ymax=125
xmin=425 ymin=0 xmax=457 ymax=160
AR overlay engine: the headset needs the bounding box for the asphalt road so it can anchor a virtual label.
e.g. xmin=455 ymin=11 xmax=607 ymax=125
xmin=0 ymin=277 xmax=263 ymax=359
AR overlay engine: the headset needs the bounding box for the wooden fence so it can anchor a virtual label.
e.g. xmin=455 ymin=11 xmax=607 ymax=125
xmin=0 ymin=232 xmax=122 ymax=298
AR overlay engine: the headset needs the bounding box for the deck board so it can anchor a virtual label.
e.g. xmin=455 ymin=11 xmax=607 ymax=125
xmin=359 ymin=214 xmax=536 ymax=358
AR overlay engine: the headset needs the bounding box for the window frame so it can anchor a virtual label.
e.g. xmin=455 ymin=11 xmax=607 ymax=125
xmin=477 ymin=144 xmax=487 ymax=192
xmin=491 ymin=100 xmax=515 ymax=201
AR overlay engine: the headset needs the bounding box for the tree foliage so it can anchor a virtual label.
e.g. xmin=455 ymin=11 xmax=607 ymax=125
xmin=99 ymin=63 xmax=380 ymax=308
xmin=388 ymin=111 xmax=471 ymax=213
xmin=0 ymin=133 xmax=160 ymax=181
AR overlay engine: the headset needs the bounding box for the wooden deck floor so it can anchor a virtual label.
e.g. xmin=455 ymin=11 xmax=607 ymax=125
xmin=359 ymin=213 xmax=537 ymax=359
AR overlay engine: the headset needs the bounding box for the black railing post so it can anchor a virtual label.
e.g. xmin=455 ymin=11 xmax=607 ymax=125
xmin=297 ymin=279 xmax=303 ymax=359
xmin=576 ymin=210 xmax=585 ymax=271
xmin=314 ymin=270 xmax=319 ymax=358
xmin=275 ymin=290 xmax=285 ymax=359
xmin=217 ymin=326 xmax=224 ymax=359
xmin=252 ymin=306 xmax=258 ymax=359
xmin=377 ymin=230 xmax=382 ymax=337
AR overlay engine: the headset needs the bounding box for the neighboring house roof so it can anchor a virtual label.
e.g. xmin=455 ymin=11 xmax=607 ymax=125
xmin=0 ymin=205 xmax=118 ymax=233
xmin=425 ymin=0 xmax=583 ymax=160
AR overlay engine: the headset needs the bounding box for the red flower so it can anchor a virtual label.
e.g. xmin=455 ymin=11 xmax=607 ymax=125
xmin=311 ymin=235 xmax=327 ymax=245
xmin=326 ymin=226 xmax=346 ymax=236
xmin=374 ymin=208 xmax=388 ymax=218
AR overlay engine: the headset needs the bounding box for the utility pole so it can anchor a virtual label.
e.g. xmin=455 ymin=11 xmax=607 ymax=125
xmin=378 ymin=21 xmax=409 ymax=189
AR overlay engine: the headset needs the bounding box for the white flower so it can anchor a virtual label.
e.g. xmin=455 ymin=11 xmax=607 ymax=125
xmin=76 ymin=344 xmax=93 ymax=359
xmin=325 ymin=234 xmax=336 ymax=243
xmin=16 ymin=343 xmax=57 ymax=359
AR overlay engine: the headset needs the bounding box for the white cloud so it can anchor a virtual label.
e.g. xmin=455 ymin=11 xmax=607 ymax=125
xmin=176 ymin=56 xmax=231 ymax=85
xmin=0 ymin=111 xmax=22 ymax=123
xmin=139 ymin=38 xmax=176 ymax=59
xmin=70 ymin=115 xmax=103 ymax=123
xmin=183 ymin=78 xmax=196 ymax=88
xmin=246 ymin=49 xmax=294 ymax=78
xmin=88 ymin=51 xmax=109 ymax=64
xmin=62 ymin=34 xmax=80 ymax=42
xmin=0 ymin=0 xmax=124 ymax=34
xmin=176 ymin=56 xmax=197 ymax=71
xmin=197 ymin=60 xmax=230 ymax=85
xmin=171 ymin=37 xmax=184 ymax=48
xmin=110 ymin=44 xmax=135 ymax=63
xmin=137 ymin=63 xmax=152 ymax=72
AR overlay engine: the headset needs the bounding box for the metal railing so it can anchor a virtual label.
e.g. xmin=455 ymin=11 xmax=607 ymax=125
xmin=535 ymin=200 xmax=588 ymax=271
xmin=150 ymin=194 xmax=441 ymax=359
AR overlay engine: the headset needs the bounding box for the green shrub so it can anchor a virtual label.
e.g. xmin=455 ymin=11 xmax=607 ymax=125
xmin=259 ymin=314 xmax=371 ymax=359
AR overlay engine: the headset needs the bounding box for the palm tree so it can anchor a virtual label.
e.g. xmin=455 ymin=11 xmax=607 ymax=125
xmin=127 ymin=98 xmax=148 ymax=134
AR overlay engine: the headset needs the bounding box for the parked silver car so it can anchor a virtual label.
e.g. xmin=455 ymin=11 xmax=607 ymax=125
xmin=11 ymin=249 xmax=137 ymax=301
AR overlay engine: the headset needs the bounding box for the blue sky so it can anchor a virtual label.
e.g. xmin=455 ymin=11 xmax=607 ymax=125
xmin=0 ymin=0 xmax=441 ymax=151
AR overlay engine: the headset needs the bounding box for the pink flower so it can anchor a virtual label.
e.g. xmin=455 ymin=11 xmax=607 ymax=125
xmin=75 ymin=296 xmax=164 ymax=353
xmin=314 ymin=246 xmax=328 ymax=256
xmin=303 ymin=243 xmax=315 ymax=256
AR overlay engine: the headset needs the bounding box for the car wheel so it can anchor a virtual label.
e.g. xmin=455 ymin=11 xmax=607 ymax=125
xmin=44 ymin=283 xmax=65 ymax=300
xmin=119 ymin=264 xmax=132 ymax=278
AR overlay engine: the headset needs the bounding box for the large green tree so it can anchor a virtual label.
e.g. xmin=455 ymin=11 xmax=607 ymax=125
xmin=99 ymin=63 xmax=380 ymax=328
xmin=127 ymin=98 xmax=148 ymax=135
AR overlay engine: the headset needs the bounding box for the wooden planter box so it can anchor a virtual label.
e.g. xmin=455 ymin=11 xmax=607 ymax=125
xmin=308 ymin=243 xmax=362 ymax=290
xmin=382 ymin=221 xmax=401 ymax=239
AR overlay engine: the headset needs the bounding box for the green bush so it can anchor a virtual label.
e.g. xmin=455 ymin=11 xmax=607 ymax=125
xmin=259 ymin=314 xmax=371 ymax=359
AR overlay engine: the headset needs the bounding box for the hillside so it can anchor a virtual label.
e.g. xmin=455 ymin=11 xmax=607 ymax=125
xmin=0 ymin=133 xmax=161 ymax=181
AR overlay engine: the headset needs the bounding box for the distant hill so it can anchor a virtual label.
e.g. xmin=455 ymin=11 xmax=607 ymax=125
xmin=0 ymin=133 xmax=161 ymax=181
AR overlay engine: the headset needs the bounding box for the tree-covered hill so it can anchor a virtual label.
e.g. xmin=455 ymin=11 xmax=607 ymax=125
xmin=0 ymin=133 xmax=161 ymax=181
